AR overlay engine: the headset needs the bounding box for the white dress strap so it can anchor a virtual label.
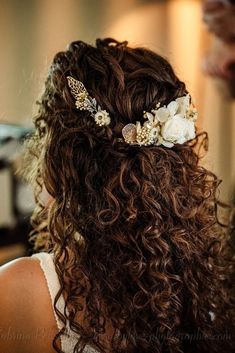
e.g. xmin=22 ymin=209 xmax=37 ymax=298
xmin=31 ymin=252 xmax=65 ymax=331
xmin=31 ymin=251 xmax=99 ymax=353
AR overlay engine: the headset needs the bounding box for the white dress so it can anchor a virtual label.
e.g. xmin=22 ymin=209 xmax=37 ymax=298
xmin=31 ymin=252 xmax=100 ymax=353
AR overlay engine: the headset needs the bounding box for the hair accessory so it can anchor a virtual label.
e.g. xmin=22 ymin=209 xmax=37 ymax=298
xmin=122 ymin=94 xmax=198 ymax=147
xmin=67 ymin=76 xmax=198 ymax=148
xmin=67 ymin=76 xmax=111 ymax=126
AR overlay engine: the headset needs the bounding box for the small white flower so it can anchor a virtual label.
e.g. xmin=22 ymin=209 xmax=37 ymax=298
xmin=149 ymin=127 xmax=159 ymax=142
xmin=143 ymin=112 xmax=154 ymax=123
xmin=94 ymin=110 xmax=111 ymax=126
xmin=153 ymin=97 xmax=188 ymax=123
xmin=161 ymin=114 xmax=195 ymax=146
xmin=154 ymin=107 xmax=170 ymax=122
xmin=167 ymin=101 xmax=178 ymax=116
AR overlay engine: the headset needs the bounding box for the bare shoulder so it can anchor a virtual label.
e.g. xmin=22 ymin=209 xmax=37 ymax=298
xmin=0 ymin=256 xmax=42 ymax=309
xmin=0 ymin=256 xmax=59 ymax=353
xmin=0 ymin=256 xmax=45 ymax=315
xmin=0 ymin=255 xmax=42 ymax=284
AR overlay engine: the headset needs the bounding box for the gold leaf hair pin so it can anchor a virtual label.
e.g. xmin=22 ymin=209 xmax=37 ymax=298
xmin=67 ymin=76 xmax=111 ymax=126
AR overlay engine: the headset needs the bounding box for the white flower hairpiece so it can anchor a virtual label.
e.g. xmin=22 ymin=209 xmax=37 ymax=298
xmin=123 ymin=94 xmax=198 ymax=148
xmin=67 ymin=76 xmax=198 ymax=148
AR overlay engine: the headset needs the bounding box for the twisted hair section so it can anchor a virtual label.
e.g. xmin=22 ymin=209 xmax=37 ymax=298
xmin=23 ymin=38 xmax=235 ymax=353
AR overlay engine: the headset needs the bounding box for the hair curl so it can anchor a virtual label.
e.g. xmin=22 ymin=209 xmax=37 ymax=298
xmin=23 ymin=38 xmax=235 ymax=353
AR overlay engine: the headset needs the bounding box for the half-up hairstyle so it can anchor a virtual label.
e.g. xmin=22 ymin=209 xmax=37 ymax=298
xmin=24 ymin=38 xmax=235 ymax=353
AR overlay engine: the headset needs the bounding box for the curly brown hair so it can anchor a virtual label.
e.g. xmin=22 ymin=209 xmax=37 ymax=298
xmin=23 ymin=38 xmax=235 ymax=353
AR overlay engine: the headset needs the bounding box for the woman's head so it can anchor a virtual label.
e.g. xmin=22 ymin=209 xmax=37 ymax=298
xmin=30 ymin=38 xmax=192 ymax=227
xmin=25 ymin=38 xmax=234 ymax=353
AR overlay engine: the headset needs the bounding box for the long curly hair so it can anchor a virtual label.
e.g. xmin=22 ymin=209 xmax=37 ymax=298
xmin=23 ymin=38 xmax=235 ymax=353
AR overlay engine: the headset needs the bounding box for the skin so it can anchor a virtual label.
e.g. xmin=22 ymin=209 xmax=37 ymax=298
xmin=0 ymin=257 xmax=60 ymax=353
xmin=0 ymin=255 xmax=116 ymax=353
xmin=0 ymin=185 xmax=58 ymax=353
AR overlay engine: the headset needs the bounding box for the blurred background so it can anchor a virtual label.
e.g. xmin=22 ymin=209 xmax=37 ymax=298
xmin=0 ymin=0 xmax=235 ymax=264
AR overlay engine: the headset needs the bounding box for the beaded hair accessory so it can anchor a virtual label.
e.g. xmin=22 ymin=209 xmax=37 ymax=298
xmin=67 ymin=76 xmax=111 ymax=127
xmin=67 ymin=76 xmax=198 ymax=148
